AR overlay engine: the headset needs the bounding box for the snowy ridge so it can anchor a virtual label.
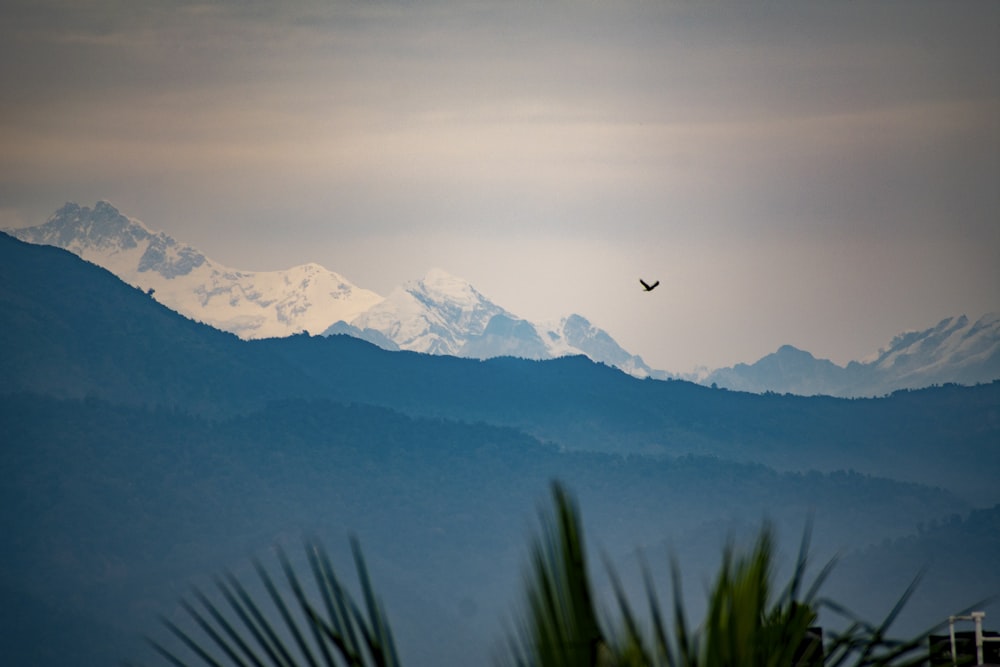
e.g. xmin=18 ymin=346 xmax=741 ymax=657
xmin=340 ymin=268 xmax=668 ymax=377
xmin=14 ymin=201 xmax=993 ymax=393
xmin=350 ymin=269 xmax=512 ymax=355
xmin=866 ymin=313 xmax=1000 ymax=385
xmin=11 ymin=201 xmax=667 ymax=378
xmin=11 ymin=202 xmax=384 ymax=339
xmin=704 ymin=313 xmax=1000 ymax=397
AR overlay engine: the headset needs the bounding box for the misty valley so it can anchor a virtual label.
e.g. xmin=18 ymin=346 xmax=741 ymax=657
xmin=1 ymin=232 xmax=999 ymax=666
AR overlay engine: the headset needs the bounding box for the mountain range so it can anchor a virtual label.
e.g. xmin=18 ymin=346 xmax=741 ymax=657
xmin=2 ymin=228 xmax=998 ymax=505
xmin=10 ymin=201 xmax=998 ymax=395
xmin=704 ymin=312 xmax=1000 ymax=397
xmin=1 ymin=230 xmax=998 ymax=666
xmin=10 ymin=202 xmax=665 ymax=379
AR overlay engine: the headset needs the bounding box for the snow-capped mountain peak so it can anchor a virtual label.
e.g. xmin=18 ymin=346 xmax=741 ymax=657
xmin=19 ymin=200 xmax=211 ymax=281
xmin=13 ymin=201 xmax=670 ymax=377
xmin=406 ymin=268 xmax=511 ymax=336
xmin=539 ymin=314 xmax=665 ymax=379
xmin=868 ymin=313 xmax=999 ymax=381
xmin=412 ymin=267 xmax=480 ymax=302
xmin=704 ymin=312 xmax=1000 ymax=396
xmin=10 ymin=202 xmax=382 ymax=338
xmin=32 ymin=200 xmax=154 ymax=250
xmin=348 ymin=268 xmax=512 ymax=356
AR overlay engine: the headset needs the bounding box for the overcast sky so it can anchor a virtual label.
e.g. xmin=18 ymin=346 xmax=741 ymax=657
xmin=1 ymin=1 xmax=997 ymax=373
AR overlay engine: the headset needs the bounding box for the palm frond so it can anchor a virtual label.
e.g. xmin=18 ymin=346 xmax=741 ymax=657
xmin=504 ymin=481 xmax=606 ymax=667
xmin=135 ymin=481 xmax=962 ymax=667
xmin=136 ymin=537 xmax=398 ymax=667
xmin=499 ymin=482 xmax=943 ymax=667
xmin=820 ymin=572 xmax=936 ymax=667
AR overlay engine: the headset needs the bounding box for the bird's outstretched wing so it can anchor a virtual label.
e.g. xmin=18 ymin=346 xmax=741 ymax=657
xmin=639 ymin=279 xmax=660 ymax=292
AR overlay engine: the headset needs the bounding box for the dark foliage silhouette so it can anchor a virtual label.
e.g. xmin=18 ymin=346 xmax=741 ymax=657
xmin=135 ymin=483 xmax=949 ymax=667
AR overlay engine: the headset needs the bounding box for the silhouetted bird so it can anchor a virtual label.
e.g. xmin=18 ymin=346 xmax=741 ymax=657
xmin=639 ymin=279 xmax=660 ymax=292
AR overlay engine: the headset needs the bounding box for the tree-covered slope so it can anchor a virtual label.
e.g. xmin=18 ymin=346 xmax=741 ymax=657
xmin=5 ymin=231 xmax=997 ymax=504
xmin=0 ymin=394 xmax=977 ymax=667
xmin=2 ymin=230 xmax=999 ymax=665
xmin=0 ymin=232 xmax=327 ymax=411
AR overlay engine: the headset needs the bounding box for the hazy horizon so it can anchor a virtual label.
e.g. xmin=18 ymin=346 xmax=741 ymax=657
xmin=7 ymin=197 xmax=999 ymax=377
xmin=2 ymin=1 xmax=997 ymax=372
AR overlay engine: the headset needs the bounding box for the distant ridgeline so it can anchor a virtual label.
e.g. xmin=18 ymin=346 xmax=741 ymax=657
xmin=12 ymin=201 xmax=996 ymax=396
xmin=1 ymin=230 xmax=998 ymax=667
xmin=7 ymin=201 xmax=665 ymax=379
xmin=702 ymin=313 xmax=1000 ymax=397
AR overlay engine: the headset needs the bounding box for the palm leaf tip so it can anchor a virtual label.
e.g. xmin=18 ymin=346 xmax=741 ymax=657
xmin=505 ymin=481 xmax=605 ymax=667
xmin=139 ymin=537 xmax=399 ymax=667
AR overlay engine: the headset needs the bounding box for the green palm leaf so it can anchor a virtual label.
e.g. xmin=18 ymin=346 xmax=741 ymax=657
xmin=133 ymin=537 xmax=398 ymax=667
xmin=135 ymin=480 xmax=962 ymax=667
xmin=500 ymin=482 xmax=941 ymax=667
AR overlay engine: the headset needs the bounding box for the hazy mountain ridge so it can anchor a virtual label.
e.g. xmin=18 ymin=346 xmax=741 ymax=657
xmin=343 ymin=268 xmax=514 ymax=356
xmin=13 ymin=201 xmax=995 ymax=395
xmin=10 ymin=201 xmax=665 ymax=378
xmin=829 ymin=503 xmax=1000 ymax=632
xmin=0 ymin=393 xmax=976 ymax=667
xmin=2 ymin=230 xmax=998 ymax=666
xmin=3 ymin=230 xmax=998 ymax=502
xmin=10 ymin=202 xmax=384 ymax=339
xmin=867 ymin=313 xmax=999 ymax=380
xmin=705 ymin=313 xmax=1000 ymax=397
xmin=336 ymin=272 xmax=665 ymax=377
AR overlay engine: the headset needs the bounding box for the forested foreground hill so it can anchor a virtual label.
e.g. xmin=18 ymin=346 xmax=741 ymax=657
xmin=0 ymin=394 xmax=986 ymax=667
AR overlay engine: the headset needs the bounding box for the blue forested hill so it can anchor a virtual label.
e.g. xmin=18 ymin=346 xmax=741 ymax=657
xmin=0 ymin=232 xmax=326 ymax=411
xmin=2 ymin=231 xmax=998 ymax=502
xmin=0 ymin=394 xmax=980 ymax=667
xmin=1 ymin=231 xmax=999 ymax=666
xmin=829 ymin=504 xmax=1000 ymax=634
xmin=255 ymin=333 xmax=1000 ymax=503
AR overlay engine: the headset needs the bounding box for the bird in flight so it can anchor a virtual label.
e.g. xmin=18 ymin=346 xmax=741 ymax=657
xmin=639 ymin=279 xmax=660 ymax=292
